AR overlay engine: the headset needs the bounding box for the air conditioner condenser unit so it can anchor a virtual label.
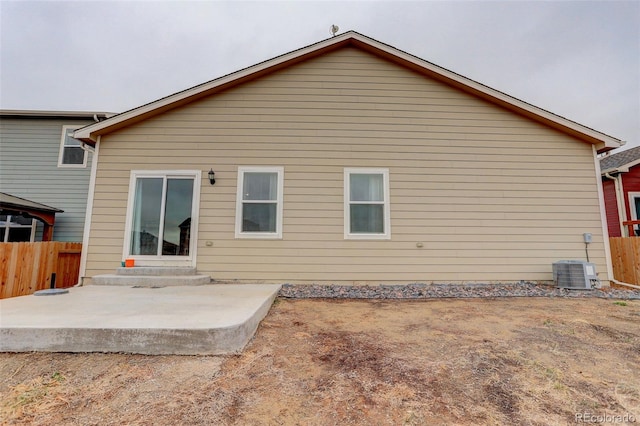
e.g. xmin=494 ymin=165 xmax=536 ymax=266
xmin=552 ymin=260 xmax=600 ymax=290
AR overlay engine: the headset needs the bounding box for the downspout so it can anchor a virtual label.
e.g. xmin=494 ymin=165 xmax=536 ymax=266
xmin=603 ymin=172 xmax=627 ymax=236
xmin=593 ymin=145 xmax=615 ymax=286
xmin=611 ymin=279 xmax=640 ymax=290
xmin=79 ymin=142 xmax=95 ymax=154
xmin=78 ymin=115 xmax=101 ymax=154
xmin=78 ymin=135 xmax=100 ymax=285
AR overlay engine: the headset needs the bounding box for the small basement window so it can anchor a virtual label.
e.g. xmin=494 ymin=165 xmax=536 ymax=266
xmin=58 ymin=125 xmax=87 ymax=167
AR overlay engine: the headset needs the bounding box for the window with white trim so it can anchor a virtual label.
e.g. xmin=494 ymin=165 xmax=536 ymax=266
xmin=629 ymin=192 xmax=640 ymax=236
xmin=235 ymin=167 xmax=284 ymax=239
xmin=0 ymin=215 xmax=36 ymax=242
xmin=58 ymin=125 xmax=87 ymax=167
xmin=344 ymin=168 xmax=391 ymax=239
xmin=124 ymin=170 xmax=200 ymax=261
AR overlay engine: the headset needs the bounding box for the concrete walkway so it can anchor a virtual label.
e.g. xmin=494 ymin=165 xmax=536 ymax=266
xmin=0 ymin=284 xmax=281 ymax=355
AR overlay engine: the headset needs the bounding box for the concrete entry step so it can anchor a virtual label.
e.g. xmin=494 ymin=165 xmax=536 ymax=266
xmin=0 ymin=284 xmax=282 ymax=355
xmin=116 ymin=267 xmax=199 ymax=276
xmin=92 ymin=267 xmax=210 ymax=286
xmin=92 ymin=274 xmax=211 ymax=287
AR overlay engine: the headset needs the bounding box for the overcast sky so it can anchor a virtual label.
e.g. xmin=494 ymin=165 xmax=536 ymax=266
xmin=1 ymin=1 xmax=638 ymax=148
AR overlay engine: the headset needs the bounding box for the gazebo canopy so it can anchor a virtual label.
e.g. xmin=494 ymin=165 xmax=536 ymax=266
xmin=0 ymin=193 xmax=63 ymax=241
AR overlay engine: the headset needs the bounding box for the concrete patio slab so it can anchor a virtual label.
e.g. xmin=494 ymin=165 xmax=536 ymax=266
xmin=0 ymin=284 xmax=281 ymax=355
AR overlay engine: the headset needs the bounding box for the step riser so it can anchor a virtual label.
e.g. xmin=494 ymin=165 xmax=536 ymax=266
xmin=92 ymin=275 xmax=211 ymax=287
xmin=116 ymin=267 xmax=198 ymax=276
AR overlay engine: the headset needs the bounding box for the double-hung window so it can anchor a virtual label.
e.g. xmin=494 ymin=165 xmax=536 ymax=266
xmin=58 ymin=125 xmax=87 ymax=167
xmin=344 ymin=168 xmax=391 ymax=239
xmin=235 ymin=167 xmax=284 ymax=239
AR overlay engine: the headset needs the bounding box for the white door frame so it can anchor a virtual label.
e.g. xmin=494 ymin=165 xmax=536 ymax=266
xmin=122 ymin=170 xmax=201 ymax=267
xmin=628 ymin=191 xmax=640 ymax=236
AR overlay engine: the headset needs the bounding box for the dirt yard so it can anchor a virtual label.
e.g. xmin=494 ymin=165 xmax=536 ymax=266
xmin=1 ymin=297 xmax=639 ymax=425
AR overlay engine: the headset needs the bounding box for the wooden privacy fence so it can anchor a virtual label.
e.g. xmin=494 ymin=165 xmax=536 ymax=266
xmin=609 ymin=237 xmax=640 ymax=285
xmin=0 ymin=242 xmax=82 ymax=299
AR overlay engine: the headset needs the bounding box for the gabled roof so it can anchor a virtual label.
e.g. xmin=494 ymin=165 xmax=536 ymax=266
xmin=74 ymin=31 xmax=621 ymax=152
xmin=600 ymin=146 xmax=640 ymax=173
xmin=0 ymin=193 xmax=64 ymax=236
xmin=0 ymin=192 xmax=63 ymax=215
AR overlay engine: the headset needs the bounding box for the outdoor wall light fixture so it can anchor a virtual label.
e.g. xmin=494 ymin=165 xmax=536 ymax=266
xmin=208 ymin=169 xmax=216 ymax=185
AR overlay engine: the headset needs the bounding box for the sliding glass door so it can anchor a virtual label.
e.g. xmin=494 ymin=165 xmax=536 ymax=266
xmin=126 ymin=171 xmax=199 ymax=264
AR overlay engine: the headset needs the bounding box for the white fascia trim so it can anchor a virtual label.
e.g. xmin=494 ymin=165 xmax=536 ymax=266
xmin=73 ymin=34 xmax=355 ymax=142
xmin=235 ymin=166 xmax=284 ymax=239
xmin=366 ymin=41 xmax=621 ymax=148
xmin=604 ymin=158 xmax=640 ymax=175
xmin=73 ymin=32 xmax=356 ymax=141
xmin=593 ymin=145 xmax=614 ymax=283
xmin=600 ymin=167 xmax=624 ymax=174
xmin=0 ymin=109 xmax=113 ymax=118
xmin=622 ymin=158 xmax=640 ymax=170
xmin=601 ymin=156 xmax=640 ymax=175
xmin=79 ymin=136 xmax=100 ymax=282
xmin=72 ymin=31 xmax=621 ymax=149
xmin=616 ymin=158 xmax=640 ymax=173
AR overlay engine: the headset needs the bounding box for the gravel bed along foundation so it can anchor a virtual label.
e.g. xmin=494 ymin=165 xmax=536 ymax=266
xmin=279 ymin=282 xmax=640 ymax=300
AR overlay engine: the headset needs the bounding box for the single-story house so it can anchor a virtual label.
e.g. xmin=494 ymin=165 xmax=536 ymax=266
xmin=0 ymin=110 xmax=111 ymax=242
xmin=75 ymin=31 xmax=621 ymax=285
xmin=601 ymin=146 xmax=640 ymax=237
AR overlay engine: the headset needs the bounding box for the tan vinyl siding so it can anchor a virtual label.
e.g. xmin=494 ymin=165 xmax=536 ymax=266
xmin=0 ymin=117 xmax=94 ymax=242
xmin=85 ymin=47 xmax=608 ymax=283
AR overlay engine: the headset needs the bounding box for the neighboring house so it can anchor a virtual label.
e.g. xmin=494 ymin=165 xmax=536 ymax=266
xmin=0 ymin=110 xmax=110 ymax=242
xmin=75 ymin=31 xmax=621 ymax=285
xmin=600 ymin=146 xmax=640 ymax=237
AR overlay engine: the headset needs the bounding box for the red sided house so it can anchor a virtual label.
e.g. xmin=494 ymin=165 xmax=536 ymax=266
xmin=601 ymin=146 xmax=640 ymax=237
